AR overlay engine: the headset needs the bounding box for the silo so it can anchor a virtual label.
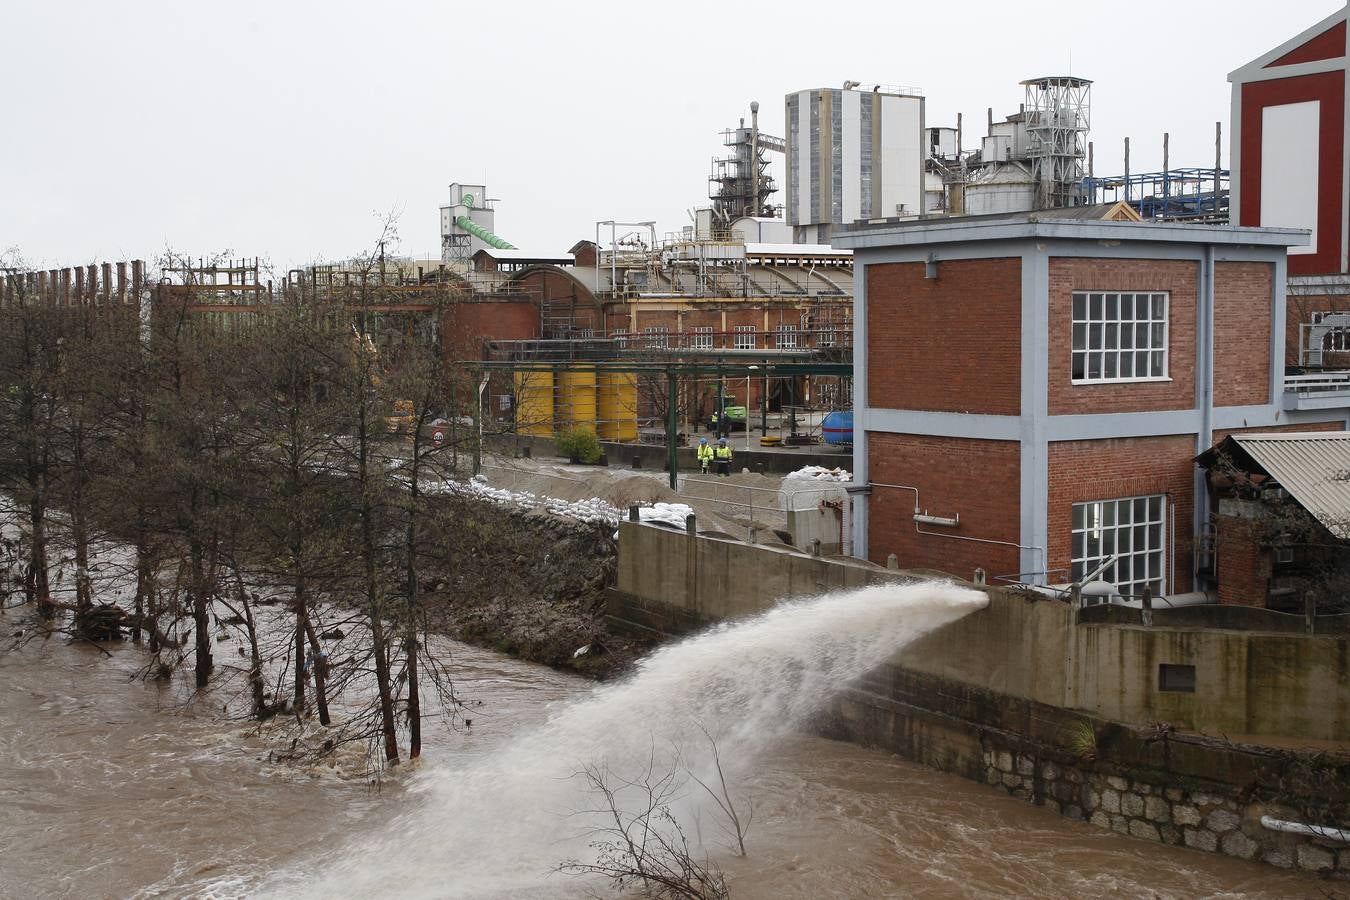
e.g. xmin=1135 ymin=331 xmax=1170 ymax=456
xmin=598 ymin=371 xmax=639 ymax=441
xmin=514 ymin=370 xmax=555 ymax=436
xmin=557 ymin=366 xmax=598 ymax=431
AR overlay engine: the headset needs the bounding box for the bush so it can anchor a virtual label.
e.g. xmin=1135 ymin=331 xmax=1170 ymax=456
xmin=556 ymin=426 xmax=602 ymax=464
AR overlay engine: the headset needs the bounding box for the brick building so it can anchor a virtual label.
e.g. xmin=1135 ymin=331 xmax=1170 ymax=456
xmin=835 ymin=212 xmax=1350 ymax=603
xmin=1230 ymin=4 xmax=1350 ymax=371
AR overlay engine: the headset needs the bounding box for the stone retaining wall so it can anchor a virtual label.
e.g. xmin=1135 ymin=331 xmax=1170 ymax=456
xmin=983 ymin=749 xmax=1349 ymax=875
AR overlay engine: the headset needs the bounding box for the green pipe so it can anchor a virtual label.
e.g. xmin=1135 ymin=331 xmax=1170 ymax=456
xmin=454 ymin=215 xmax=516 ymax=250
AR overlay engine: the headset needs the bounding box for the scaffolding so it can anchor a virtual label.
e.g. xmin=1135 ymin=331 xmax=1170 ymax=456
xmin=1022 ymin=76 xmax=1091 ymax=209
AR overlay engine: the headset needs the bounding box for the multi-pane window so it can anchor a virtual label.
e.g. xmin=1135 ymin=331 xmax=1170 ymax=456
xmin=611 ymin=329 xmax=628 ymax=349
xmin=733 ymin=325 xmax=757 ymax=350
xmin=776 ymin=324 xmax=799 ymax=349
xmin=643 ymin=325 xmax=669 ymax=349
xmin=1072 ymin=495 xmax=1166 ymax=597
xmin=690 ymin=326 xmax=714 ymax=350
xmin=818 ymin=326 xmax=836 ymax=347
xmin=1071 ymin=291 xmax=1168 ymax=382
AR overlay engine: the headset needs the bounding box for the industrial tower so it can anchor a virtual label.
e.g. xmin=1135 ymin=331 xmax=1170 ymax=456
xmin=1021 ymin=76 xmax=1092 ymax=209
xmin=710 ymin=101 xmax=784 ymax=226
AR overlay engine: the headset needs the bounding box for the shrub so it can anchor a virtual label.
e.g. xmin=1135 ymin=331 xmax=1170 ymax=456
xmin=556 ymin=426 xmax=601 ymax=464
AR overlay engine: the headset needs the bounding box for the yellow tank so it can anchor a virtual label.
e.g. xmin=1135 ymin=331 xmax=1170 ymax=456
xmin=557 ymin=366 xmax=598 ymax=431
xmin=514 ymin=370 xmax=555 ymax=436
xmin=597 ymin=370 xmax=638 ymax=441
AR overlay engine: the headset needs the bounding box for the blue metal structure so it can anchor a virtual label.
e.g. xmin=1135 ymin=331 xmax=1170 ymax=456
xmin=1083 ymin=168 xmax=1230 ymax=223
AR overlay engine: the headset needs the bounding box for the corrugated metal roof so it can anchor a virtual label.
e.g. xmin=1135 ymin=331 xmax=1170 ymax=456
xmin=1230 ymin=432 xmax=1350 ymax=538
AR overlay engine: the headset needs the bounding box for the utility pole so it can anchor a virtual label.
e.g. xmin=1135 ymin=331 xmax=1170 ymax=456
xmin=666 ymin=368 xmax=678 ymax=490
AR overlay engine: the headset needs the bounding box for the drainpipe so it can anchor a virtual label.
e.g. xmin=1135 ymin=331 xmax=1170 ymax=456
xmin=1260 ymin=815 xmax=1350 ymax=843
xmin=1195 ymin=242 xmax=1216 ymax=592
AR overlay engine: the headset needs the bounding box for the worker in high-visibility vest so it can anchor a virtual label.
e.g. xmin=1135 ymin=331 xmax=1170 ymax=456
xmin=714 ymin=438 xmax=733 ymax=477
xmin=697 ymin=437 xmax=714 ymax=475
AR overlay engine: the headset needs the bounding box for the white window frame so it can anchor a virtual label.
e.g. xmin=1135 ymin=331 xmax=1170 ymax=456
xmin=643 ymin=325 xmax=669 ymax=349
xmin=776 ymin=324 xmax=799 ymax=349
xmin=1071 ymin=494 xmax=1167 ymax=598
xmin=733 ymin=325 xmax=757 ymax=350
xmin=690 ymin=326 xmax=714 ymax=350
xmin=611 ymin=328 xmax=628 ymax=349
xmin=1071 ymin=291 xmax=1169 ymax=384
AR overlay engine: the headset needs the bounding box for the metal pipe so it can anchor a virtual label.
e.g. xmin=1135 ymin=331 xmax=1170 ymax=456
xmin=869 ymin=481 xmax=920 ymax=514
xmin=914 ymin=522 xmax=1046 ymax=577
xmin=1260 ymin=816 xmax=1350 ymax=843
xmin=914 ymin=513 xmax=959 ymax=527
xmin=750 ymin=100 xmax=760 ymax=217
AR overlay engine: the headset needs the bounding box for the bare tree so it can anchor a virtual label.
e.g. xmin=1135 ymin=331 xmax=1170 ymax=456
xmin=559 ymin=751 xmax=731 ymax=900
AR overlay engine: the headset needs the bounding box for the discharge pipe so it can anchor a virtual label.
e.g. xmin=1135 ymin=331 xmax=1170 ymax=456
xmin=1260 ymin=815 xmax=1350 ymax=843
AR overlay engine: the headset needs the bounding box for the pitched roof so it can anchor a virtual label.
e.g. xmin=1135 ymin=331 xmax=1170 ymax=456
xmin=1228 ymin=5 xmax=1348 ymax=81
xmin=1199 ymin=432 xmax=1350 ymax=538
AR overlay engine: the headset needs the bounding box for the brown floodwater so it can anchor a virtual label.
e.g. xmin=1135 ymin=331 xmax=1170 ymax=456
xmin=0 ymin=600 xmax=1333 ymax=900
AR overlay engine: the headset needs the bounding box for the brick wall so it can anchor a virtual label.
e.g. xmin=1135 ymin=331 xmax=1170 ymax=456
xmin=867 ymin=432 xmax=1020 ymax=577
xmin=513 ymin=269 xmax=601 ymax=333
xmin=1215 ymin=513 xmax=1271 ymax=607
xmin=1048 ymin=258 xmax=1198 ymax=415
xmin=441 ymin=300 xmax=539 ymax=359
xmin=1047 ymin=435 xmax=1196 ymax=592
xmin=1213 ymin=262 xmax=1273 ymax=407
xmin=866 ymin=259 xmax=1021 ymax=415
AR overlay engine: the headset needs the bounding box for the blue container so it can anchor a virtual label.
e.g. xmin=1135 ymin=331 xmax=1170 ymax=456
xmin=821 ymin=410 xmax=853 ymax=446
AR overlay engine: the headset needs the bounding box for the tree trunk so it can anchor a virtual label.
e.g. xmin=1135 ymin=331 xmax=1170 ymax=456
xmin=190 ymin=532 xmax=212 ymax=689
xmin=300 ymin=609 xmax=331 ymax=726
xmin=133 ymin=527 xmax=151 ymax=647
xmin=26 ymin=470 xmax=50 ymax=616
xmin=406 ymin=426 xmax=423 ymax=759
xmin=71 ymin=425 xmax=93 ymax=611
xmin=293 ymin=611 xmax=307 ymax=715
xmin=359 ymin=394 xmax=399 ymax=765
xmin=405 ymin=631 xmax=421 ymax=759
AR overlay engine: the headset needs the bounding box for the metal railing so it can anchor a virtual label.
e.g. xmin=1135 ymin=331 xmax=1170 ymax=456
xmin=677 ymin=476 xmax=849 ymax=548
xmin=1284 ymin=371 xmax=1350 ymax=393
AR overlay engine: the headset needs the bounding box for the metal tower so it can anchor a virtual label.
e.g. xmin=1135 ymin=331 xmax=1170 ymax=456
xmin=710 ymin=101 xmax=784 ymax=225
xmin=1021 ymin=76 xmax=1091 ymax=209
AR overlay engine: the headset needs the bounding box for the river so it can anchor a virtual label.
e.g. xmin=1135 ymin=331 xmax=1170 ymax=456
xmin=0 ymin=590 xmax=1330 ymax=900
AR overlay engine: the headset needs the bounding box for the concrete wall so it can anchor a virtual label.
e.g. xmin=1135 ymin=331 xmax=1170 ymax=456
xmin=613 ymin=522 xmax=1350 ymax=741
xmin=609 ymin=522 xmax=1350 ymax=874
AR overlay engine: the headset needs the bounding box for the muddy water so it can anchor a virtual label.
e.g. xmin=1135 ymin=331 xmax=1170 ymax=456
xmin=0 ymin=612 xmax=1328 ymax=899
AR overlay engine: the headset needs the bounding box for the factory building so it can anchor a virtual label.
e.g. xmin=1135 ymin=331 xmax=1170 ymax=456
xmin=784 ymin=85 xmax=925 ymax=243
xmin=836 ymin=211 xmax=1350 ymax=607
xmin=925 ymin=77 xmax=1092 ymax=218
xmin=498 ymin=229 xmax=855 ymax=429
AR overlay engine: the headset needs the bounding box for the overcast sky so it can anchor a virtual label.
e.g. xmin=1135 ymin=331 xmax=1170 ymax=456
xmin=2 ymin=0 xmax=1340 ymax=271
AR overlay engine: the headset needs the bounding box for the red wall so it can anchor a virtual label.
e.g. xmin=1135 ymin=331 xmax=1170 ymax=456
xmin=1047 ymin=435 xmax=1197 ymax=593
xmin=867 ymin=259 xmax=1022 ymax=415
xmin=1213 ymin=262 xmax=1273 ymax=407
xmin=1239 ymin=72 xmax=1345 ymax=275
xmin=442 ymin=301 xmax=539 ymax=360
xmin=867 ymin=432 xmax=1021 ymax=578
xmin=1047 ymin=258 xmax=1198 ymax=416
